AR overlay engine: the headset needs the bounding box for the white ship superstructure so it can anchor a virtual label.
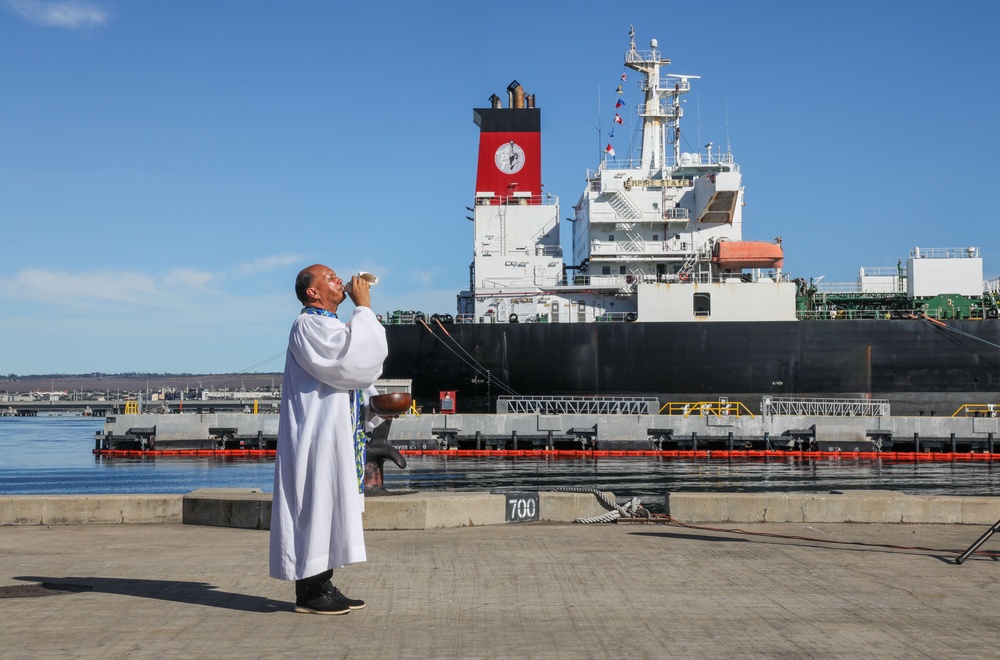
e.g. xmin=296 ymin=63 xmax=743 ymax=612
xmin=570 ymin=30 xmax=794 ymax=322
xmin=458 ymin=30 xmax=990 ymax=325
xmin=458 ymin=31 xmax=794 ymax=323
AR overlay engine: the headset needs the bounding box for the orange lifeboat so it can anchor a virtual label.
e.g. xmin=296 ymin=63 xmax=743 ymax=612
xmin=712 ymin=241 xmax=784 ymax=269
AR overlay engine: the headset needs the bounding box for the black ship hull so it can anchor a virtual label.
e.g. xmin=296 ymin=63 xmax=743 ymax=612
xmin=382 ymin=320 xmax=1000 ymax=414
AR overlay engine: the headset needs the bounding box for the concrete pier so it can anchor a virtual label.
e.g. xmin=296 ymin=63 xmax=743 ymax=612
xmin=2 ymin=515 xmax=999 ymax=658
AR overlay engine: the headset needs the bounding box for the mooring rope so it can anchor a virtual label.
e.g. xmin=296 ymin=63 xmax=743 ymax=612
xmin=552 ymin=487 xmax=649 ymax=523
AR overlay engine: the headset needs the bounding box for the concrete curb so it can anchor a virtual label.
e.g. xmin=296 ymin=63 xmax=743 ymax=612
xmin=0 ymin=494 xmax=183 ymax=526
xmin=0 ymin=490 xmax=618 ymax=529
xmin=180 ymin=489 xmax=617 ymax=530
xmin=667 ymin=490 xmax=1000 ymax=525
xmin=4 ymin=490 xmax=1000 ymax=527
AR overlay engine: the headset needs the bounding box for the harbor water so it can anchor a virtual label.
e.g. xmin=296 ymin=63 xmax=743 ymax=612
xmin=5 ymin=416 xmax=1000 ymax=512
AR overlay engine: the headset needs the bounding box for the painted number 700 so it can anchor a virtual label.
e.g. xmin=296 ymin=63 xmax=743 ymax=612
xmin=506 ymin=494 xmax=538 ymax=522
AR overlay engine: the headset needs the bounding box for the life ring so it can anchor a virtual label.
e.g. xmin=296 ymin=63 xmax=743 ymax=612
xmin=678 ymin=272 xmax=690 ymax=282
xmin=508 ymin=313 xmax=519 ymax=323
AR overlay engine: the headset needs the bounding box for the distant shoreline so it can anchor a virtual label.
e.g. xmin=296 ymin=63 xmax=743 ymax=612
xmin=0 ymin=373 xmax=283 ymax=394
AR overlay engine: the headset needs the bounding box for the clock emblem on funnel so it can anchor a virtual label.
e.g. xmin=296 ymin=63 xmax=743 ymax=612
xmin=494 ymin=141 xmax=525 ymax=174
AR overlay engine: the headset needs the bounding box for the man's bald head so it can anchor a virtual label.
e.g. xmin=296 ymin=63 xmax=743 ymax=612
xmin=295 ymin=265 xmax=323 ymax=305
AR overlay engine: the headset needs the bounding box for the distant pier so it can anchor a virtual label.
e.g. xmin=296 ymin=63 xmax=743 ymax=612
xmin=93 ymin=396 xmax=1000 ymax=459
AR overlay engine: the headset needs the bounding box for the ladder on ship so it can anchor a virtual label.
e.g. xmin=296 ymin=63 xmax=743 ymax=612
xmin=612 ymin=221 xmax=644 ymax=254
xmin=622 ymin=231 xmax=645 ymax=253
xmin=619 ymin=267 xmax=644 ymax=294
xmin=677 ymin=244 xmax=714 ymax=281
xmin=677 ymin=251 xmax=699 ymax=280
xmin=607 ymin=190 xmax=642 ymax=221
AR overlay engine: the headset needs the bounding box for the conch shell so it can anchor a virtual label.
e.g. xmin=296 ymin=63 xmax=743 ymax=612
xmin=344 ymin=271 xmax=378 ymax=294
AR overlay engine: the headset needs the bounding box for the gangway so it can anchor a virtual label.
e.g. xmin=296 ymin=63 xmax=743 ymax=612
xmin=762 ymin=396 xmax=889 ymax=417
xmin=496 ymin=396 xmax=658 ymax=415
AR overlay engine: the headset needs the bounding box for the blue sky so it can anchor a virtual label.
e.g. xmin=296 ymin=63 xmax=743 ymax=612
xmin=2 ymin=1 xmax=999 ymax=374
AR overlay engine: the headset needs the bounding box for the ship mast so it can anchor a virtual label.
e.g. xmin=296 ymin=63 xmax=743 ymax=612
xmin=624 ymin=27 xmax=695 ymax=174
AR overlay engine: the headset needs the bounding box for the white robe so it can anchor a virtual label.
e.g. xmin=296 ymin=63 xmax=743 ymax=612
xmin=269 ymin=306 xmax=388 ymax=581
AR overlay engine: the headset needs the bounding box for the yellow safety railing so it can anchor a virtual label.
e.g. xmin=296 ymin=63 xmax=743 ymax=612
xmin=951 ymin=404 xmax=1000 ymax=417
xmin=123 ymin=401 xmax=139 ymax=415
xmin=659 ymin=401 xmax=755 ymax=418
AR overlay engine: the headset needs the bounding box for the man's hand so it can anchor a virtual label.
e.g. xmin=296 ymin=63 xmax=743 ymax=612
xmin=347 ymin=275 xmax=371 ymax=308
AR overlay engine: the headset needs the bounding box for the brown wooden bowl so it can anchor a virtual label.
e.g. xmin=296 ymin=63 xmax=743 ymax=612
xmin=368 ymin=392 xmax=412 ymax=417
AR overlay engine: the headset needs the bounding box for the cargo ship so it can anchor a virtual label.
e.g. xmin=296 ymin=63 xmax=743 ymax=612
xmin=381 ymin=28 xmax=1000 ymax=414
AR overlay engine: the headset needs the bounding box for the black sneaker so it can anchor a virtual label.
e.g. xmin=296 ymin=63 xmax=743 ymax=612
xmin=294 ymin=590 xmax=351 ymax=615
xmin=327 ymin=585 xmax=365 ymax=610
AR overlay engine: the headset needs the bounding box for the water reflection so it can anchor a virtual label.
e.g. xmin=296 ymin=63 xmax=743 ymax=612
xmin=384 ymin=455 xmax=1000 ymax=513
xmin=4 ymin=417 xmax=1000 ymax=512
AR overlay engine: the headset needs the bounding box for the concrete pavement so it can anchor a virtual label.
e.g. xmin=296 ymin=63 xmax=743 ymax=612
xmin=2 ymin=520 xmax=1000 ymax=658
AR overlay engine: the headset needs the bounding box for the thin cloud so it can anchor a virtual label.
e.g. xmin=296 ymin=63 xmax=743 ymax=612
xmin=0 ymin=268 xmax=157 ymax=305
xmin=163 ymin=267 xmax=217 ymax=291
xmin=408 ymin=267 xmax=436 ymax=286
xmin=231 ymin=254 xmax=303 ymax=277
xmin=6 ymin=0 xmax=108 ymax=29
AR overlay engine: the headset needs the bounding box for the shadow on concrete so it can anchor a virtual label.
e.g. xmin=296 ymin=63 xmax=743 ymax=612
xmin=626 ymin=529 xmax=957 ymax=561
xmin=14 ymin=576 xmax=287 ymax=613
xmin=628 ymin=530 xmax=751 ymax=543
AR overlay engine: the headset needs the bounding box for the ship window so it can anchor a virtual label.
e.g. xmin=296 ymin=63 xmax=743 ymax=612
xmin=653 ymin=234 xmax=659 ymax=241
xmin=694 ymin=293 xmax=711 ymax=318
xmin=619 ymin=266 xmax=626 ymax=275
xmin=608 ymin=234 xmax=615 ymax=241
xmin=602 ymin=266 xmax=611 ymax=275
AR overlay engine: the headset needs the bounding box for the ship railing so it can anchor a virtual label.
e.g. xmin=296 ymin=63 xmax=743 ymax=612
xmin=383 ymin=311 xmax=429 ymax=325
xmin=454 ymin=312 xmax=639 ymax=324
xmin=813 ymin=276 xmax=905 ymax=294
xmin=532 ymin=244 xmax=562 ymax=257
xmin=815 ymin=281 xmax=903 ymax=294
xmin=590 ymin=241 xmax=668 ymax=256
xmin=661 ymin=401 xmax=755 ymax=419
xmin=497 ymin=396 xmax=659 ymax=415
xmin=951 ymin=403 xmax=1000 ymax=418
xmin=984 ymin=278 xmax=1000 ymax=293
xmin=473 ymin=193 xmax=559 ymax=206
xmin=481 ymin=277 xmax=537 ymax=288
xmin=861 ymin=266 xmax=902 ymax=277
xmin=595 ymin=312 xmax=635 ymax=323
xmin=663 ymin=153 xmax=737 ymax=169
xmin=718 ymin=272 xmax=791 ymax=284
xmin=910 ymin=246 xmax=980 ymax=260
xmin=589 ymin=159 xmax=642 ymax=175
xmin=762 ymin=396 xmax=890 ymax=417
xmin=796 ymin=308 xmax=943 ymax=321
xmin=814 ymin=282 xmax=862 ymax=293
xmin=455 ymin=313 xmax=556 ymax=324
xmin=638 ymin=101 xmax=680 ymax=120
xmin=655 ymin=77 xmax=690 ymax=93
xmin=625 ymin=47 xmax=663 ymax=66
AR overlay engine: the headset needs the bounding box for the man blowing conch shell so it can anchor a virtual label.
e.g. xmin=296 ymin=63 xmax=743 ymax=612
xmin=270 ymin=264 xmax=388 ymax=615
